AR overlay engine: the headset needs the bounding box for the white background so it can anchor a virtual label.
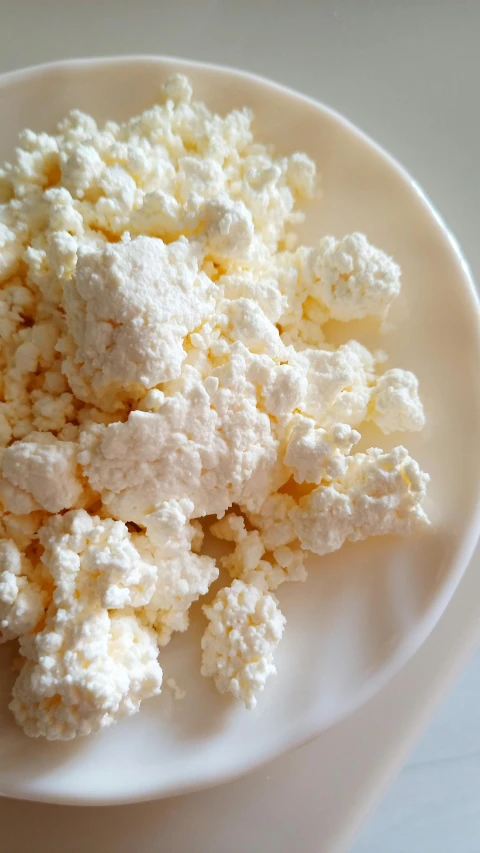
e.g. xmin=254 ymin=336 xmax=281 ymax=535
xmin=0 ymin=2 xmax=479 ymax=850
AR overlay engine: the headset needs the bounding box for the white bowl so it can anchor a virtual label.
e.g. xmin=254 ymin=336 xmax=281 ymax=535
xmin=0 ymin=56 xmax=479 ymax=806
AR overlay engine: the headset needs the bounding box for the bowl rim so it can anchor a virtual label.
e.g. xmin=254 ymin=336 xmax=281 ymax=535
xmin=1 ymin=53 xmax=480 ymax=806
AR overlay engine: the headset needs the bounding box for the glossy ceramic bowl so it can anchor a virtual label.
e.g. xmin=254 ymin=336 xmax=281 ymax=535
xmin=0 ymin=56 xmax=479 ymax=805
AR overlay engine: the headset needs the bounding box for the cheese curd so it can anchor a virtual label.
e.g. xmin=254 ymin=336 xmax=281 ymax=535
xmin=79 ymin=351 xmax=280 ymax=522
xmin=138 ymin=499 xmax=218 ymax=646
xmin=285 ymin=418 xmax=360 ymax=485
xmin=63 ymin=236 xmax=215 ymax=411
xmin=369 ymin=368 xmax=425 ymax=434
xmin=0 ymin=75 xmax=429 ymax=736
xmin=201 ymin=579 xmax=286 ymax=709
xmin=0 ymin=539 xmax=46 ymax=641
xmin=11 ymin=611 xmax=163 ymax=740
xmin=211 ymin=512 xmax=307 ymax=592
xmin=0 ymin=432 xmax=82 ymax=513
xmin=311 ymin=233 xmax=401 ymax=321
xmin=291 ymin=446 xmax=430 ymax=556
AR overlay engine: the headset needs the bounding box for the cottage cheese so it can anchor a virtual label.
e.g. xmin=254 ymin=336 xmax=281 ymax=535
xmin=11 ymin=610 xmax=162 ymax=740
xmin=63 ymin=236 xmax=215 ymax=411
xmin=285 ymin=418 xmax=360 ymax=485
xmin=0 ymin=75 xmax=430 ymax=735
xmin=201 ymin=579 xmax=286 ymax=708
xmin=0 ymin=432 xmax=82 ymax=513
xmin=78 ymin=351 xmax=279 ymax=522
xmin=138 ymin=499 xmax=218 ymax=646
xmin=369 ymin=368 xmax=425 ymax=434
xmin=211 ymin=512 xmax=307 ymax=592
xmin=311 ymin=233 xmax=401 ymax=321
xmin=0 ymin=539 xmax=46 ymax=641
xmin=9 ymin=509 xmax=163 ymax=739
xmin=291 ymin=446 xmax=430 ymax=555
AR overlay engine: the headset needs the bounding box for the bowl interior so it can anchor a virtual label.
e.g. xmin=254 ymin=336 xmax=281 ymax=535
xmin=0 ymin=56 xmax=479 ymax=805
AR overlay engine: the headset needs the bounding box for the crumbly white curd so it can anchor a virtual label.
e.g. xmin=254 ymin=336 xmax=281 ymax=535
xmin=0 ymin=75 xmax=428 ymax=735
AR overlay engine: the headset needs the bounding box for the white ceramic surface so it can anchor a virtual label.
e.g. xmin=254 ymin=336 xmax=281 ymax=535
xmin=0 ymin=56 xmax=479 ymax=806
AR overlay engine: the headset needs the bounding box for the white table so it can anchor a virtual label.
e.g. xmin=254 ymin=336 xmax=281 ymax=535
xmin=1 ymin=2 xmax=479 ymax=851
xmin=356 ymin=646 xmax=480 ymax=852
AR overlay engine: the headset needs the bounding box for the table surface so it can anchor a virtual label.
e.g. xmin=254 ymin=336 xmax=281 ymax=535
xmin=356 ymin=647 xmax=480 ymax=853
xmin=1 ymin=2 xmax=480 ymax=851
